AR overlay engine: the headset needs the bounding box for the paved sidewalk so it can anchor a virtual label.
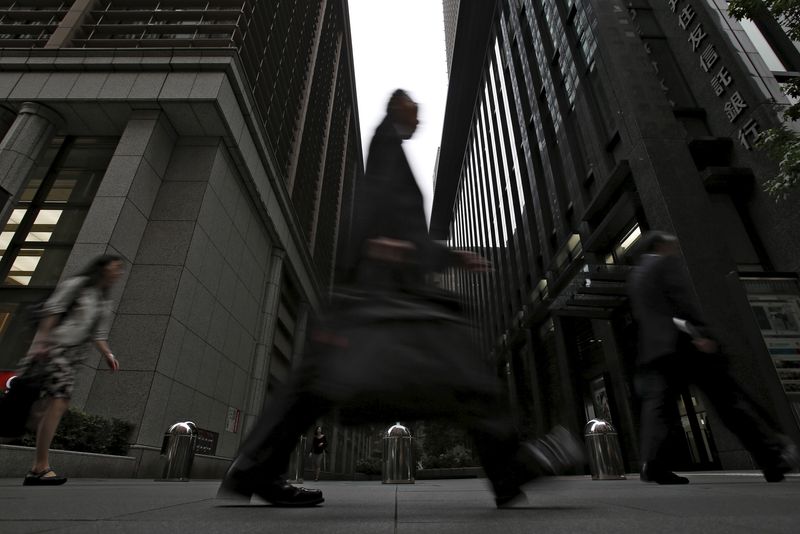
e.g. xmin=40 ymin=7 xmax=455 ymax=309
xmin=0 ymin=473 xmax=798 ymax=533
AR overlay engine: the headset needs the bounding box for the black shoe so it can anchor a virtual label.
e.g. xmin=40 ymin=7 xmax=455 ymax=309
xmin=217 ymin=460 xmax=324 ymax=507
xmin=494 ymin=427 xmax=584 ymax=508
xmin=640 ymin=464 xmax=689 ymax=485
xmin=761 ymin=442 xmax=799 ymax=483
xmin=495 ymin=488 xmax=527 ymax=508
xmin=523 ymin=426 xmax=585 ymax=476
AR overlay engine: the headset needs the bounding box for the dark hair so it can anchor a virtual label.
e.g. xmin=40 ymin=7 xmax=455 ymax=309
xmin=387 ymin=89 xmax=412 ymax=115
xmin=78 ymin=254 xmax=123 ymax=296
xmin=639 ymin=231 xmax=678 ymax=254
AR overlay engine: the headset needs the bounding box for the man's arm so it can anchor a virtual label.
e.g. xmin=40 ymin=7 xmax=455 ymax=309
xmin=661 ymin=255 xmax=718 ymax=352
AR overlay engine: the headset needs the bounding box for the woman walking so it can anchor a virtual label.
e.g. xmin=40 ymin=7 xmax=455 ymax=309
xmin=310 ymin=427 xmax=327 ymax=481
xmin=16 ymin=254 xmax=125 ymax=486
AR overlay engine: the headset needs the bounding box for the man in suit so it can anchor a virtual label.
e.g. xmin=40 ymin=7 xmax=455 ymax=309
xmin=216 ymin=90 xmax=583 ymax=508
xmin=628 ymin=231 xmax=797 ymax=484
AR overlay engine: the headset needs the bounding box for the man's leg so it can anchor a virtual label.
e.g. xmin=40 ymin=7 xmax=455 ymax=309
xmin=692 ymin=355 xmax=793 ymax=480
xmin=635 ymin=361 xmax=688 ymax=483
xmin=463 ymin=397 xmax=584 ymax=507
xmin=218 ymin=381 xmax=331 ymax=505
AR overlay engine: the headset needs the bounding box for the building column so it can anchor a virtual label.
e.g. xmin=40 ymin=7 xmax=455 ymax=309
xmin=552 ymin=316 xmax=583 ymax=436
xmin=241 ymin=248 xmax=286 ymax=436
xmin=0 ymin=102 xmax=63 ymax=228
xmin=45 ymin=0 xmax=95 ymax=48
xmin=593 ymin=318 xmax=640 ymax=471
xmin=307 ymin=33 xmax=344 ymax=251
xmin=286 ymin=0 xmax=329 ymax=191
xmin=291 ymin=302 xmax=310 ymax=369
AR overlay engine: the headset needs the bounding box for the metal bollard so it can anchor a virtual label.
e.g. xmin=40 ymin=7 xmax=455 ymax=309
xmin=584 ymin=419 xmax=626 ymax=480
xmin=159 ymin=421 xmax=197 ymax=481
xmin=382 ymin=422 xmax=414 ymax=484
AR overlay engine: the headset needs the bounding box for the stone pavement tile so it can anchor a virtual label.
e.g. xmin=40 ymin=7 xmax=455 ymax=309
xmin=0 ymin=479 xmax=219 ymax=521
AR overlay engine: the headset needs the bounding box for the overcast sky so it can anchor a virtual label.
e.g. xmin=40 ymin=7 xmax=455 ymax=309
xmin=348 ymin=0 xmax=449 ymax=223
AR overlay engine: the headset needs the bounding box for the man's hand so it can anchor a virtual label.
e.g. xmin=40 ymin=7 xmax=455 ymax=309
xmin=365 ymin=237 xmax=416 ymax=263
xmin=693 ymin=338 xmax=718 ymax=354
xmin=453 ymin=251 xmax=492 ymax=272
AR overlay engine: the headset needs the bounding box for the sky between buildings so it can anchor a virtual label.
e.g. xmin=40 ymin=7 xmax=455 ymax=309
xmin=348 ymin=0 xmax=449 ymax=224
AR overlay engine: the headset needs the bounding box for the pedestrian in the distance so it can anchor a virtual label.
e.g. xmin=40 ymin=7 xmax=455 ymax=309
xmin=309 ymin=426 xmax=327 ymax=481
xmin=16 ymin=254 xmax=125 ymax=486
xmin=627 ymin=231 xmax=798 ymax=484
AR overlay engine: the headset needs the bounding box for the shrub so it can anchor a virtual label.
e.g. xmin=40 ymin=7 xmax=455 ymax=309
xmin=21 ymin=408 xmax=134 ymax=456
xmin=355 ymin=456 xmax=382 ymax=475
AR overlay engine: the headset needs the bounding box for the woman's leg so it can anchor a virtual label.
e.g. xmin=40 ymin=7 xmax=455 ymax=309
xmin=33 ymin=397 xmax=69 ymax=473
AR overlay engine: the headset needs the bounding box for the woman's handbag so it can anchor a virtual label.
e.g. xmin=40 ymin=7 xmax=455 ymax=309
xmin=0 ymin=373 xmax=43 ymax=438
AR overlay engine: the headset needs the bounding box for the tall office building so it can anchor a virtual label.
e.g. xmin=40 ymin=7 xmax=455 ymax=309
xmin=433 ymin=0 xmax=800 ymax=471
xmin=0 ymin=0 xmax=372 ymax=477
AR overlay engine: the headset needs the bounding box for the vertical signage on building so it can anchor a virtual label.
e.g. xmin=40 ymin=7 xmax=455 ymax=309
xmin=633 ymin=1 xmax=766 ymax=150
xmin=225 ymin=406 xmax=240 ymax=433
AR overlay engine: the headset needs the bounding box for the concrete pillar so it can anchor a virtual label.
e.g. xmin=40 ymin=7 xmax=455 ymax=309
xmin=286 ymin=0 xmax=329 ymax=191
xmin=68 ymin=110 xmax=177 ymax=411
xmin=241 ymin=248 xmax=285 ymax=437
xmin=291 ymin=302 xmax=310 ymax=369
xmin=552 ymin=316 xmax=583 ymax=436
xmin=45 ymin=0 xmax=95 ymax=49
xmin=307 ymin=33 xmax=344 ymax=251
xmin=593 ymin=318 xmax=640 ymax=471
xmin=0 ymin=102 xmax=63 ymax=228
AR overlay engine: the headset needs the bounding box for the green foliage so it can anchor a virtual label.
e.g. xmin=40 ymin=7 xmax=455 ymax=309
xmin=728 ymin=1 xmax=800 ymax=41
xmin=355 ymin=456 xmax=382 ymax=475
xmin=21 ymin=409 xmax=134 ymax=456
xmin=417 ymin=421 xmax=479 ymax=469
xmin=728 ymin=1 xmax=800 ymax=200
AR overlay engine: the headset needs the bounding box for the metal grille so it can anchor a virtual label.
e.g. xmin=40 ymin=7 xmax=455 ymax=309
xmin=290 ymin=0 xmax=338 ymax=242
xmin=0 ymin=0 xmax=71 ymax=47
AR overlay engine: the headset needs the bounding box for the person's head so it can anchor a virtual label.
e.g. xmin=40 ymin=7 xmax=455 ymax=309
xmin=79 ymin=254 xmax=125 ymax=294
xmin=315 ymin=426 xmax=323 ymax=435
xmin=639 ymin=231 xmax=680 ymax=257
xmin=387 ymin=89 xmax=419 ymax=139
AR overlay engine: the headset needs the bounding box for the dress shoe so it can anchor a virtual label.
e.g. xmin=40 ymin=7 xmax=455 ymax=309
xmin=494 ymin=426 xmax=585 ymax=508
xmin=522 ymin=426 xmax=586 ymax=476
xmin=762 ymin=442 xmax=799 ymax=482
xmin=640 ymin=464 xmax=689 ymax=485
xmin=217 ymin=460 xmax=323 ymax=507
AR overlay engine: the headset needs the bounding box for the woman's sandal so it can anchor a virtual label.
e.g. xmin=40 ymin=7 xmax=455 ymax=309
xmin=23 ymin=467 xmax=67 ymax=486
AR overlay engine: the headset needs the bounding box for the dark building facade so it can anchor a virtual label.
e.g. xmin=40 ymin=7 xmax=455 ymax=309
xmin=432 ymin=0 xmax=800 ymax=471
xmin=0 ymin=0 xmax=372 ymax=477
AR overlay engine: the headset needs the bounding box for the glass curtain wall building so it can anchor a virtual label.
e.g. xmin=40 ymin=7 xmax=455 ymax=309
xmin=0 ymin=0 xmax=370 ymax=478
xmin=432 ymin=0 xmax=800 ymax=471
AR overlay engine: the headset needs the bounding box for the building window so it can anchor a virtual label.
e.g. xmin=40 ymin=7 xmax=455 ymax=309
xmin=0 ymin=136 xmax=117 ymax=369
xmin=605 ymin=223 xmax=642 ymax=264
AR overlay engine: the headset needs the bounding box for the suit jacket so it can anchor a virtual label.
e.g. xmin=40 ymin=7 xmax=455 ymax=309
xmin=344 ymin=117 xmax=457 ymax=289
xmin=627 ymin=254 xmax=711 ymax=365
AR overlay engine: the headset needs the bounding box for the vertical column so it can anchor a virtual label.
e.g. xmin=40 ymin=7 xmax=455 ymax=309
xmin=45 ymin=0 xmax=95 ymax=49
xmin=593 ymin=318 xmax=639 ymax=470
xmin=241 ymin=248 xmax=285 ymax=436
xmin=291 ymin=302 xmax=310 ymax=369
xmin=69 ymin=110 xmax=177 ymax=411
xmin=552 ymin=316 xmax=583 ymax=435
xmin=308 ymin=34 xmax=344 ymax=251
xmin=0 ymin=103 xmax=62 ymax=228
xmin=287 ymin=0 xmax=329 ymax=192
